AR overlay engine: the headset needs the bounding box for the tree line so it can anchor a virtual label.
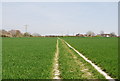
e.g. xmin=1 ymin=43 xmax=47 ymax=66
xmin=0 ymin=29 xmax=41 ymax=37
xmin=76 ymin=31 xmax=117 ymax=37
xmin=0 ymin=29 xmax=118 ymax=37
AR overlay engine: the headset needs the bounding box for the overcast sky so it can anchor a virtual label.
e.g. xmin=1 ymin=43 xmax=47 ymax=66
xmin=2 ymin=2 xmax=118 ymax=35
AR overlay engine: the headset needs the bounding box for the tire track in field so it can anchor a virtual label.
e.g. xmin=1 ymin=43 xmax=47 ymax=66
xmin=53 ymin=39 xmax=61 ymax=79
xmin=63 ymin=39 xmax=115 ymax=81
xmin=60 ymin=39 xmax=94 ymax=79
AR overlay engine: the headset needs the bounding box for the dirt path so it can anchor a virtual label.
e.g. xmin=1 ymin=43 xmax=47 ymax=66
xmin=52 ymin=38 xmax=115 ymax=80
xmin=63 ymin=39 xmax=115 ymax=81
xmin=60 ymin=39 xmax=94 ymax=79
xmin=53 ymin=39 xmax=61 ymax=79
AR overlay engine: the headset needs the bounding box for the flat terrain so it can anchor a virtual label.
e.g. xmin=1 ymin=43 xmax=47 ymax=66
xmin=63 ymin=37 xmax=118 ymax=78
xmin=0 ymin=37 xmax=2 ymax=80
xmin=2 ymin=37 xmax=118 ymax=79
xmin=2 ymin=37 xmax=57 ymax=79
xmin=58 ymin=39 xmax=105 ymax=79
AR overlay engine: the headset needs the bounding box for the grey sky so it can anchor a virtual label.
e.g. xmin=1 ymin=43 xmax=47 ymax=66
xmin=2 ymin=2 xmax=118 ymax=35
xmin=1 ymin=0 xmax=119 ymax=2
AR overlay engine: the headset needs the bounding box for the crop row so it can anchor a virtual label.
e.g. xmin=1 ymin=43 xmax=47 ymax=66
xmin=63 ymin=37 xmax=118 ymax=78
xmin=2 ymin=37 xmax=57 ymax=79
xmin=2 ymin=37 xmax=118 ymax=79
xmin=58 ymin=39 xmax=105 ymax=79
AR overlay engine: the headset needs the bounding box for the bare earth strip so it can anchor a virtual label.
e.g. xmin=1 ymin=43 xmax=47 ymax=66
xmin=60 ymin=39 xmax=94 ymax=79
xmin=53 ymin=39 xmax=61 ymax=79
xmin=63 ymin=39 xmax=115 ymax=81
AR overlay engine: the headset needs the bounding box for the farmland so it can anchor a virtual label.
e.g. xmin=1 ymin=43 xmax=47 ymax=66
xmin=58 ymin=39 xmax=105 ymax=79
xmin=2 ymin=37 xmax=118 ymax=79
xmin=63 ymin=37 xmax=118 ymax=79
xmin=2 ymin=37 xmax=57 ymax=79
xmin=0 ymin=37 xmax=2 ymax=80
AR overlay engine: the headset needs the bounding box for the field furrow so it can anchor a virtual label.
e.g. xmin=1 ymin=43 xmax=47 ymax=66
xmin=58 ymin=39 xmax=105 ymax=79
xmin=52 ymin=39 xmax=61 ymax=79
xmin=64 ymin=39 xmax=115 ymax=80
xmin=63 ymin=37 xmax=118 ymax=79
xmin=2 ymin=37 xmax=118 ymax=80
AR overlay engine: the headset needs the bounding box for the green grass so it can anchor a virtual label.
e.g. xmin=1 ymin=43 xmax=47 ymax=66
xmin=0 ymin=37 xmax=2 ymax=80
xmin=62 ymin=37 xmax=118 ymax=79
xmin=2 ymin=37 xmax=118 ymax=79
xmin=2 ymin=37 xmax=57 ymax=79
xmin=58 ymin=39 xmax=105 ymax=79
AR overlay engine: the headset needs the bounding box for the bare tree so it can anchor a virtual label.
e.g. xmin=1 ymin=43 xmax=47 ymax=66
xmin=15 ymin=30 xmax=23 ymax=37
xmin=8 ymin=30 xmax=17 ymax=37
xmin=0 ymin=30 xmax=2 ymax=37
xmin=8 ymin=30 xmax=23 ymax=37
xmin=24 ymin=32 xmax=32 ymax=37
xmin=1 ymin=29 xmax=12 ymax=37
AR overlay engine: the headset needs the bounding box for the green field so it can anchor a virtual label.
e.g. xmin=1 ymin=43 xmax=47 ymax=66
xmin=2 ymin=37 xmax=118 ymax=79
xmin=2 ymin=37 xmax=57 ymax=79
xmin=63 ymin=37 xmax=118 ymax=78
xmin=0 ymin=37 xmax=2 ymax=80
xmin=58 ymin=39 xmax=105 ymax=79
